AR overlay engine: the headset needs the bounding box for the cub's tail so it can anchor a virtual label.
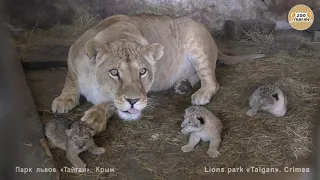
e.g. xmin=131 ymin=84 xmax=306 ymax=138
xmin=218 ymin=51 xmax=265 ymax=65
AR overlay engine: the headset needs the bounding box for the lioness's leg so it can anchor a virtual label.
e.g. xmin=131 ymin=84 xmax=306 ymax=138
xmin=188 ymin=47 xmax=220 ymax=105
xmin=81 ymin=101 xmax=116 ymax=133
xmin=52 ymin=70 xmax=80 ymax=113
xmin=182 ymin=22 xmax=220 ymax=105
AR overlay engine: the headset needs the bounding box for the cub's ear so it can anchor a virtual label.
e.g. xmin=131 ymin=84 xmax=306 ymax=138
xmin=142 ymin=43 xmax=164 ymax=64
xmin=85 ymin=40 xmax=108 ymax=63
xmin=272 ymin=93 xmax=279 ymax=101
xmin=197 ymin=116 xmax=205 ymax=125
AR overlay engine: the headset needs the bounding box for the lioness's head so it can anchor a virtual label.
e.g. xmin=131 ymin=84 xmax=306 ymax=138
xmin=85 ymin=39 xmax=164 ymax=120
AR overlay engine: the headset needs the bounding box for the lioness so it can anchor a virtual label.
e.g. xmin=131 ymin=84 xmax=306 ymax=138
xmin=52 ymin=14 xmax=264 ymax=132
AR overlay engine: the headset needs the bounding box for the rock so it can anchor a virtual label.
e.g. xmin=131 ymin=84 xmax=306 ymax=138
xmin=224 ymin=19 xmax=276 ymax=39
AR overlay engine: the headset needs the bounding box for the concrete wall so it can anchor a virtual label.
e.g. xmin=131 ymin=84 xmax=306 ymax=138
xmin=4 ymin=0 xmax=319 ymax=32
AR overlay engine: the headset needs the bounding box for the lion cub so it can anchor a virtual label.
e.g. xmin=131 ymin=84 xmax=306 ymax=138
xmin=45 ymin=119 xmax=106 ymax=168
xmin=181 ymin=106 xmax=223 ymax=158
xmin=246 ymin=85 xmax=287 ymax=117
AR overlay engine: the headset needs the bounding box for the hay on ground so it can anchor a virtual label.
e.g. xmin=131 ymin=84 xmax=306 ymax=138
xmin=22 ymin=9 xmax=319 ymax=179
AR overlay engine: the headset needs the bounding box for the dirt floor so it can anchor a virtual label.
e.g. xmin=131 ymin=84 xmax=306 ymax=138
xmin=17 ymin=8 xmax=320 ymax=180
xmin=22 ymin=30 xmax=320 ymax=180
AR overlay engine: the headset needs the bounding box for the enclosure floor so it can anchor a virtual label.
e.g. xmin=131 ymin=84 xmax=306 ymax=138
xmin=24 ymin=31 xmax=320 ymax=180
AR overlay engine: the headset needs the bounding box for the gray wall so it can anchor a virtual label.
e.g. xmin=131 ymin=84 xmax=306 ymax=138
xmin=4 ymin=0 xmax=319 ymax=32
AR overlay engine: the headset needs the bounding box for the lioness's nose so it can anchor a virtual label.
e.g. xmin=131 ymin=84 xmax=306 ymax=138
xmin=125 ymin=98 xmax=140 ymax=106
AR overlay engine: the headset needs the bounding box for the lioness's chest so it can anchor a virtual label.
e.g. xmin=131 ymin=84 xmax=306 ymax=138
xmin=78 ymin=75 xmax=111 ymax=105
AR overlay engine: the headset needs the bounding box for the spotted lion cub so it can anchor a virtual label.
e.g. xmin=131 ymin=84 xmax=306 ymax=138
xmin=45 ymin=119 xmax=106 ymax=168
xmin=246 ymin=85 xmax=287 ymax=117
xmin=181 ymin=106 xmax=223 ymax=158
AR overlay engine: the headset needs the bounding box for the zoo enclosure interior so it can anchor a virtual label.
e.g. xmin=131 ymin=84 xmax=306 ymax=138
xmin=4 ymin=0 xmax=320 ymax=179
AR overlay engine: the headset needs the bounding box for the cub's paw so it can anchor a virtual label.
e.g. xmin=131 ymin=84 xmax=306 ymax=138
xmin=52 ymin=96 xmax=78 ymax=113
xmin=73 ymin=162 xmax=87 ymax=169
xmin=191 ymin=89 xmax=214 ymax=105
xmin=181 ymin=145 xmax=194 ymax=152
xmin=90 ymin=147 xmax=106 ymax=155
xmin=174 ymin=79 xmax=192 ymax=95
xmin=246 ymin=109 xmax=257 ymax=117
xmin=181 ymin=129 xmax=189 ymax=135
xmin=207 ymin=149 xmax=220 ymax=158
xmin=81 ymin=106 xmax=107 ymax=133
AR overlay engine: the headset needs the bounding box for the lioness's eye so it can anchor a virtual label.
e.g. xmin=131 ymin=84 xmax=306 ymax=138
xmin=109 ymin=69 xmax=119 ymax=77
xmin=140 ymin=68 xmax=147 ymax=76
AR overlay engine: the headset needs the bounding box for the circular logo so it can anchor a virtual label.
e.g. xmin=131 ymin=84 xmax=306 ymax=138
xmin=288 ymin=4 xmax=314 ymax=30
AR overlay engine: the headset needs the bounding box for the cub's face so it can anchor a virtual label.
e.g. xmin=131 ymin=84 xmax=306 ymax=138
xmin=66 ymin=121 xmax=94 ymax=150
xmin=181 ymin=108 xmax=205 ymax=134
xmin=85 ymin=40 xmax=164 ymax=121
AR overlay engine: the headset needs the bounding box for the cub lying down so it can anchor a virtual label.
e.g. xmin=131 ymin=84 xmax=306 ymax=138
xmin=246 ymin=85 xmax=287 ymax=117
xmin=45 ymin=119 xmax=105 ymax=168
xmin=181 ymin=106 xmax=223 ymax=158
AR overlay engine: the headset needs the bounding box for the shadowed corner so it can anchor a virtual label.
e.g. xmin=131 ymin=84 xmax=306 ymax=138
xmin=0 ymin=1 xmax=58 ymax=179
xmin=312 ymin=104 xmax=320 ymax=180
xmin=0 ymin=1 xmax=21 ymax=178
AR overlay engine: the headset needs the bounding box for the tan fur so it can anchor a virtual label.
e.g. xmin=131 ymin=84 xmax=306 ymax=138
xmin=181 ymin=106 xmax=223 ymax=158
xmin=45 ymin=120 xmax=106 ymax=168
xmin=52 ymin=14 xmax=264 ymax=132
xmin=247 ymin=85 xmax=287 ymax=117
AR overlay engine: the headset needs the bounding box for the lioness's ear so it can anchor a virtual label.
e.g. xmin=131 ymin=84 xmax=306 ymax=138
xmin=142 ymin=43 xmax=164 ymax=64
xmin=85 ymin=40 xmax=108 ymax=63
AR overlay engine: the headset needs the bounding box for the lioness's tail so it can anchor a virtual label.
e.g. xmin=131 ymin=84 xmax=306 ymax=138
xmin=218 ymin=51 xmax=265 ymax=65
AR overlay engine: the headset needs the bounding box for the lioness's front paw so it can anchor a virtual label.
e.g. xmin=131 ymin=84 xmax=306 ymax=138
xmin=90 ymin=147 xmax=106 ymax=155
xmin=181 ymin=145 xmax=194 ymax=152
xmin=191 ymin=89 xmax=214 ymax=105
xmin=52 ymin=96 xmax=78 ymax=113
xmin=207 ymin=149 xmax=220 ymax=158
xmin=81 ymin=107 xmax=107 ymax=133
